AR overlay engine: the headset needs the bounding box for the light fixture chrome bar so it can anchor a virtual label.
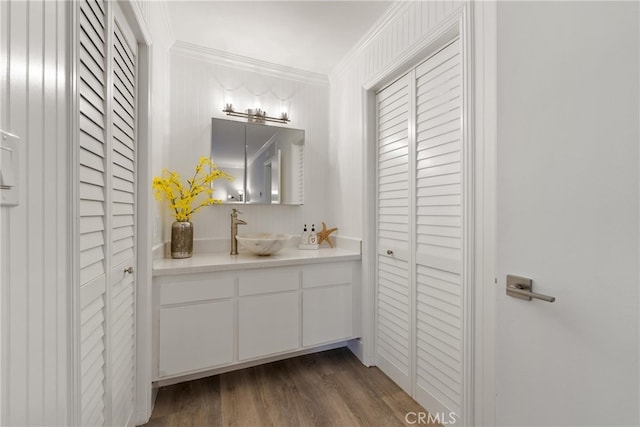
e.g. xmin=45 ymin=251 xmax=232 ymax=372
xmin=222 ymin=104 xmax=290 ymax=124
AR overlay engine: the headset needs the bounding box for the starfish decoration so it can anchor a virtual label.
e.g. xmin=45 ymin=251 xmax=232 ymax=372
xmin=317 ymin=222 xmax=338 ymax=248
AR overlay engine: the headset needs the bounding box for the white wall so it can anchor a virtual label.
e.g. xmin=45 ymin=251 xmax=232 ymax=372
xmin=0 ymin=1 xmax=68 ymax=425
xmin=329 ymin=1 xmax=464 ymax=239
xmin=166 ymin=45 xmax=330 ymax=240
xmin=143 ymin=2 xmax=174 ymax=247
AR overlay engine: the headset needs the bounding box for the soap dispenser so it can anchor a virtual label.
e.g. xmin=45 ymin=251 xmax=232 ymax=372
xmin=301 ymin=224 xmax=309 ymax=244
xmin=309 ymin=224 xmax=317 ymax=245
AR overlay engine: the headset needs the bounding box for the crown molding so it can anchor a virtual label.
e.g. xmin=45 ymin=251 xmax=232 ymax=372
xmin=329 ymin=1 xmax=413 ymax=81
xmin=170 ymin=40 xmax=329 ymax=86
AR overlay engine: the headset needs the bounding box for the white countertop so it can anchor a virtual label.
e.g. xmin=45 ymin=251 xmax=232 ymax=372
xmin=152 ymin=247 xmax=361 ymax=276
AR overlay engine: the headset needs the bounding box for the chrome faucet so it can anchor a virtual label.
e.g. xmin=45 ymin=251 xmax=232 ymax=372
xmin=230 ymin=208 xmax=247 ymax=255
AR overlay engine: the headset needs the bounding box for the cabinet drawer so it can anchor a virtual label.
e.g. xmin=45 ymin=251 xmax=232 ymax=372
xmin=238 ymin=267 xmax=299 ymax=296
xmin=160 ymin=274 xmax=235 ymax=305
xmin=302 ymin=262 xmax=353 ymax=288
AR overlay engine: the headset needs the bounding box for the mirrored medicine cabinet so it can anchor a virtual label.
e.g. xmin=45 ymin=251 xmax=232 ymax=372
xmin=211 ymin=118 xmax=305 ymax=205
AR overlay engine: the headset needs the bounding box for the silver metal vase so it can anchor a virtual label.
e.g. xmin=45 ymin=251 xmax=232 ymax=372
xmin=171 ymin=221 xmax=193 ymax=259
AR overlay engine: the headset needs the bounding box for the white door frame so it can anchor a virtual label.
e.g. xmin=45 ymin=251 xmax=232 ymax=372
xmin=470 ymin=2 xmax=497 ymax=426
xmin=360 ymin=3 xmax=493 ymax=425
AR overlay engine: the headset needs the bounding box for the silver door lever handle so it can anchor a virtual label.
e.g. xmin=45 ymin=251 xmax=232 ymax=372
xmin=507 ymin=285 xmax=555 ymax=302
xmin=506 ymin=275 xmax=555 ymax=303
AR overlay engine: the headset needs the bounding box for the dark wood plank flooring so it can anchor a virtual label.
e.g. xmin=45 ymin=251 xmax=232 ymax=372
xmin=144 ymin=347 xmax=438 ymax=427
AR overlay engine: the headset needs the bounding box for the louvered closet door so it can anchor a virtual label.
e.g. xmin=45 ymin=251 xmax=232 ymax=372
xmin=110 ymin=4 xmax=137 ymax=426
xmin=77 ymin=1 xmax=137 ymax=425
xmin=78 ymin=1 xmax=109 ymax=425
xmin=413 ymin=38 xmax=463 ymax=417
xmin=375 ymin=73 xmax=413 ymax=392
xmin=375 ymin=37 xmax=465 ymax=421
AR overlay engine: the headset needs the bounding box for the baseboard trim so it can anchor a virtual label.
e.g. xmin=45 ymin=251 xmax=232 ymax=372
xmin=347 ymin=338 xmax=367 ymax=365
xmin=153 ymin=340 xmax=352 ymax=388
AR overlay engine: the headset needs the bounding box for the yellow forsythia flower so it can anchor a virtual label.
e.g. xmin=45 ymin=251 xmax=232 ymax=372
xmin=152 ymin=157 xmax=234 ymax=222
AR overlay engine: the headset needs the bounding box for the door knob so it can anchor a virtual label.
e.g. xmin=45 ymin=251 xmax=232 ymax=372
xmin=124 ymin=266 xmax=134 ymax=274
xmin=386 ymin=250 xmax=394 ymax=256
xmin=506 ymin=275 xmax=555 ymax=303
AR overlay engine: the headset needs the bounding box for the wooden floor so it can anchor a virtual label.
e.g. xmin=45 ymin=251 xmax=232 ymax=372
xmin=144 ymin=347 xmax=437 ymax=427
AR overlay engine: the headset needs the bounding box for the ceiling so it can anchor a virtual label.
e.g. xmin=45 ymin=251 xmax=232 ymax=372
xmin=166 ymin=1 xmax=394 ymax=75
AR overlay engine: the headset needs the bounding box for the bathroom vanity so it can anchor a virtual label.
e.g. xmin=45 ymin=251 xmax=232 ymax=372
xmin=152 ymin=244 xmax=361 ymax=383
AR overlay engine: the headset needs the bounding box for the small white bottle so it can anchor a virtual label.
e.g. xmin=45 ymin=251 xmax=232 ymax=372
xmin=301 ymin=224 xmax=309 ymax=244
xmin=309 ymin=224 xmax=317 ymax=245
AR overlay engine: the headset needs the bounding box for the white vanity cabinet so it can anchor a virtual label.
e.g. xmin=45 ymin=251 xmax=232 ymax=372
xmin=153 ymin=258 xmax=360 ymax=381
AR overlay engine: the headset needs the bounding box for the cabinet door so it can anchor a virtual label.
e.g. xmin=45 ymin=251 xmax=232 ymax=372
xmin=303 ymin=285 xmax=353 ymax=346
xmin=239 ymin=292 xmax=299 ymax=360
xmin=159 ymin=300 xmax=234 ymax=377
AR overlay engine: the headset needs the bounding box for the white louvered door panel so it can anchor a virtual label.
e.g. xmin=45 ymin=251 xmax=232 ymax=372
xmin=413 ymin=38 xmax=463 ymax=417
xmin=375 ymin=73 xmax=412 ymax=392
xmin=78 ymin=0 xmax=108 ymax=425
xmin=110 ymin=5 xmax=137 ymax=426
xmin=76 ymin=1 xmax=138 ymax=425
xmin=374 ymin=36 xmax=467 ymax=422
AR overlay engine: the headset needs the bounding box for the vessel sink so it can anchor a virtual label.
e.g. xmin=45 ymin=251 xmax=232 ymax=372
xmin=236 ymin=233 xmax=289 ymax=256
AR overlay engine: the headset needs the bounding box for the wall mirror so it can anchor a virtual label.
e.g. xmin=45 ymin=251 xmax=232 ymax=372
xmin=211 ymin=118 xmax=304 ymax=205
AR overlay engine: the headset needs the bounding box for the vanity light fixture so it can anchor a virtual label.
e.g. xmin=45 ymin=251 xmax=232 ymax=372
xmin=222 ymin=103 xmax=291 ymax=124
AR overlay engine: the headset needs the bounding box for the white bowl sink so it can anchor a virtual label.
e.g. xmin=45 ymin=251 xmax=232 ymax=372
xmin=236 ymin=233 xmax=289 ymax=256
